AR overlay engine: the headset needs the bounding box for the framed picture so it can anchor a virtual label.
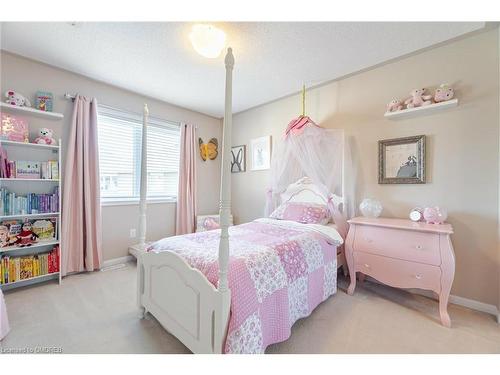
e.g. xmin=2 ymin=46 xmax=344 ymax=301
xmin=250 ymin=136 xmax=272 ymax=171
xmin=378 ymin=135 xmax=425 ymax=184
xmin=231 ymin=145 xmax=246 ymax=173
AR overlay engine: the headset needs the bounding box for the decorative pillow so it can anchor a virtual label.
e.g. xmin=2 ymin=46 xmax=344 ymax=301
xmin=270 ymin=202 xmax=330 ymax=225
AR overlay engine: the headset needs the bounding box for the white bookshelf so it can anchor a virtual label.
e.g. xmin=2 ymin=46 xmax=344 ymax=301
xmin=0 ymin=102 xmax=64 ymax=120
xmin=0 ymin=136 xmax=62 ymax=290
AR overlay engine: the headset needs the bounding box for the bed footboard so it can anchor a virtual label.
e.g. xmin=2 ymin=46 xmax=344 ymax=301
xmin=137 ymin=251 xmax=230 ymax=354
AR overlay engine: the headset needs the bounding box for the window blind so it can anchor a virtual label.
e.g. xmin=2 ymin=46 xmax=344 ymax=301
xmin=97 ymin=105 xmax=180 ymax=202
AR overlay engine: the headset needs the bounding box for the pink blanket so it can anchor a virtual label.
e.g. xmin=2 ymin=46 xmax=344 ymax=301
xmin=0 ymin=289 xmax=9 ymax=341
xmin=148 ymin=218 xmax=342 ymax=353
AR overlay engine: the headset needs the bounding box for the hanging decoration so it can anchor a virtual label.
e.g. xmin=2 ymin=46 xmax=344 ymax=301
xmin=198 ymin=137 xmax=218 ymax=161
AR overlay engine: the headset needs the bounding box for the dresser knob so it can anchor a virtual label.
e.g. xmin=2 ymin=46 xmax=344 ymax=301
xmin=364 ymin=263 xmax=371 ymax=269
xmin=414 ymin=274 xmax=423 ymax=280
xmin=415 ymin=245 xmax=423 ymax=250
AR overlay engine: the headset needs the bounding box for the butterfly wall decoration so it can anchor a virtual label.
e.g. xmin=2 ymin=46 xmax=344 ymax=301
xmin=199 ymin=137 xmax=218 ymax=161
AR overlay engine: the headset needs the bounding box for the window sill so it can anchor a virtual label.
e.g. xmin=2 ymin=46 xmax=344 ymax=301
xmin=101 ymin=198 xmax=177 ymax=207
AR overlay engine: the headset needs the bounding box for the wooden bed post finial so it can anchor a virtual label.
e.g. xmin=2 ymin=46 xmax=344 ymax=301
xmin=218 ymin=47 xmax=234 ymax=295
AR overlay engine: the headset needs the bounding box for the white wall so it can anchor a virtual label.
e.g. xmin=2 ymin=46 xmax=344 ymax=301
xmin=232 ymin=29 xmax=500 ymax=306
xmin=0 ymin=51 xmax=222 ymax=261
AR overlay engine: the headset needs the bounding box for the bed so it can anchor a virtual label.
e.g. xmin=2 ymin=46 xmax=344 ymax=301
xmin=136 ymin=48 xmax=350 ymax=353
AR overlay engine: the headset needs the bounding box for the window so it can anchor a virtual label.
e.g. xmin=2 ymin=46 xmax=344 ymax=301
xmin=97 ymin=105 xmax=180 ymax=203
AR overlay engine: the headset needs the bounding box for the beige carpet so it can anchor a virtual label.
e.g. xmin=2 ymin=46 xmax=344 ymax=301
xmin=1 ymin=262 xmax=499 ymax=354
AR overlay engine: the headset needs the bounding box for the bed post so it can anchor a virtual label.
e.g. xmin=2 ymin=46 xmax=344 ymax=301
xmin=139 ymin=104 xmax=149 ymax=248
xmin=218 ymin=48 xmax=234 ymax=294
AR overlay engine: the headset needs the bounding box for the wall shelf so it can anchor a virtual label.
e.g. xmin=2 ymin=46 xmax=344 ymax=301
xmin=0 ymin=178 xmax=59 ymax=182
xmin=0 ymin=102 xmax=64 ymax=120
xmin=384 ymin=99 xmax=458 ymax=120
xmin=0 ymin=140 xmax=60 ymax=150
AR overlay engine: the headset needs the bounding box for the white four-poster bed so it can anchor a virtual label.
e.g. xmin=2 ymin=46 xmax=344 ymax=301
xmin=135 ymin=48 xmax=350 ymax=354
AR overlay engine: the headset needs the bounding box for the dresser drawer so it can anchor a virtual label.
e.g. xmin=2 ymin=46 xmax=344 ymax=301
xmin=353 ymin=225 xmax=441 ymax=265
xmin=354 ymin=251 xmax=441 ymax=293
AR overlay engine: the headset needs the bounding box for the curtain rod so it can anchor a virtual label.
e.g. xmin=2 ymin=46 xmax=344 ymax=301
xmin=64 ymin=93 xmax=76 ymax=101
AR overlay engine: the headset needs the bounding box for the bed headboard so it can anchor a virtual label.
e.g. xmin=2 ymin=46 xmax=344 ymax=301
xmin=280 ymin=177 xmax=348 ymax=239
xmin=281 ymin=177 xmax=344 ymax=209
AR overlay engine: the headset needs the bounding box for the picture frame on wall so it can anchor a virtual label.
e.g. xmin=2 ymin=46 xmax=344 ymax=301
xmin=378 ymin=135 xmax=425 ymax=184
xmin=231 ymin=145 xmax=246 ymax=173
xmin=250 ymin=136 xmax=272 ymax=171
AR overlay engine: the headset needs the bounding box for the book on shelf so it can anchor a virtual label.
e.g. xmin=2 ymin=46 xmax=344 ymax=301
xmin=2 ymin=160 xmax=59 ymax=179
xmin=0 ymin=245 xmax=59 ymax=284
xmin=0 ymin=218 xmax=57 ymax=248
xmin=0 ymin=186 xmax=59 ymax=216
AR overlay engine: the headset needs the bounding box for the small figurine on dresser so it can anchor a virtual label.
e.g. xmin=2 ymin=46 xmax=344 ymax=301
xmin=35 ymin=91 xmax=54 ymax=112
xmin=33 ymin=128 xmax=57 ymax=145
xmin=4 ymin=90 xmax=31 ymax=107
xmin=423 ymin=206 xmax=448 ymax=224
xmin=404 ymin=88 xmax=433 ymax=109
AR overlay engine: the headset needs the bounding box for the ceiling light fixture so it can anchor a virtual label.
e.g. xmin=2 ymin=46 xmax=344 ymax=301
xmin=189 ymin=24 xmax=226 ymax=58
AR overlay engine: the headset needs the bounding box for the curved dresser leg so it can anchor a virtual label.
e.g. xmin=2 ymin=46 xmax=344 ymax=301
xmin=439 ymin=234 xmax=455 ymax=328
xmin=347 ymin=274 xmax=356 ymax=295
xmin=345 ymin=225 xmax=356 ymax=295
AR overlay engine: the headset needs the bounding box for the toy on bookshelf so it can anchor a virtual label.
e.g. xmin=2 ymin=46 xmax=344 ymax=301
xmin=35 ymin=91 xmax=54 ymax=112
xmin=0 ymin=218 xmax=56 ymax=248
xmin=0 ymin=112 xmax=29 ymax=143
xmin=34 ymin=128 xmax=57 ymax=146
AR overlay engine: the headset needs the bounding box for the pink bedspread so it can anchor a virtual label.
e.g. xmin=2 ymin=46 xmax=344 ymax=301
xmin=148 ymin=218 xmax=342 ymax=353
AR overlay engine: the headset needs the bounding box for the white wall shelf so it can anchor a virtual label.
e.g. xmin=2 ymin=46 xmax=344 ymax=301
xmin=0 ymin=102 xmax=64 ymax=120
xmin=0 ymin=140 xmax=60 ymax=150
xmin=384 ymin=99 xmax=458 ymax=120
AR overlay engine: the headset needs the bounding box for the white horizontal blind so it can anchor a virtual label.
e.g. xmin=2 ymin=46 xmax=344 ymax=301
xmin=97 ymin=105 xmax=180 ymax=202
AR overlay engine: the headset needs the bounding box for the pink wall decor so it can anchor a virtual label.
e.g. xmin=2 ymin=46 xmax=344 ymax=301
xmin=0 ymin=112 xmax=29 ymax=143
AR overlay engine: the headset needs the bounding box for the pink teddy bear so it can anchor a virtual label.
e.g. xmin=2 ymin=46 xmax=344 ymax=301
xmin=386 ymin=98 xmax=403 ymax=112
xmin=404 ymin=88 xmax=433 ymax=109
xmin=34 ymin=128 xmax=57 ymax=145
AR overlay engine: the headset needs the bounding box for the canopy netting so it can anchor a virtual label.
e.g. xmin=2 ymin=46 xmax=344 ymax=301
xmin=264 ymin=115 xmax=355 ymax=237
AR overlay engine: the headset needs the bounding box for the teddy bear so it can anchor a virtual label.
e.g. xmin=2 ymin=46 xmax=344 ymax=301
xmin=386 ymin=98 xmax=403 ymax=112
xmin=434 ymin=84 xmax=454 ymax=103
xmin=34 ymin=128 xmax=57 ymax=145
xmin=404 ymin=88 xmax=433 ymax=109
xmin=4 ymin=90 xmax=31 ymax=107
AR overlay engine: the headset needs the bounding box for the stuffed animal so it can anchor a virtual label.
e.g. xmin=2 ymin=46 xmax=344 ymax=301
xmin=34 ymin=128 xmax=57 ymax=145
xmin=404 ymin=88 xmax=432 ymax=109
xmin=4 ymin=90 xmax=31 ymax=107
xmin=16 ymin=221 xmax=38 ymax=247
xmin=434 ymin=84 xmax=454 ymax=103
xmin=386 ymin=98 xmax=403 ymax=112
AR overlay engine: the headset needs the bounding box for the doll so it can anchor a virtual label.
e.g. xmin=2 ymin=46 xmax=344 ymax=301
xmin=16 ymin=221 xmax=39 ymax=247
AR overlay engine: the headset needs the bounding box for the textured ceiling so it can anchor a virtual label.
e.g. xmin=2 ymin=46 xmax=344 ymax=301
xmin=0 ymin=22 xmax=485 ymax=117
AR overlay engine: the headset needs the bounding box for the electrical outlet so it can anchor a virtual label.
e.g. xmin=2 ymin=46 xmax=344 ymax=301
xmin=130 ymin=228 xmax=137 ymax=238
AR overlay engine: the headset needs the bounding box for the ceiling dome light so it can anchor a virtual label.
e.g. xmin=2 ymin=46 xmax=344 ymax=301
xmin=189 ymin=24 xmax=226 ymax=58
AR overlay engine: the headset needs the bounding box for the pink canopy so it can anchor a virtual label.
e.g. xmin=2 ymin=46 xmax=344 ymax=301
xmin=265 ymin=116 xmax=355 ymax=237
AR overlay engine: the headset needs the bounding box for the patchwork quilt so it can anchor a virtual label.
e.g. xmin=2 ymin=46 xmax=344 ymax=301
xmin=148 ymin=218 xmax=343 ymax=354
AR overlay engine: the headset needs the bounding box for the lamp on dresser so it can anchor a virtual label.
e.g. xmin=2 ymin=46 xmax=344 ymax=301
xmin=345 ymin=216 xmax=455 ymax=327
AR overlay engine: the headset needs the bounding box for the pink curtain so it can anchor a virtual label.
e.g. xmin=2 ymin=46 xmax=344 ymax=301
xmin=176 ymin=123 xmax=197 ymax=235
xmin=0 ymin=289 xmax=9 ymax=340
xmin=62 ymin=95 xmax=102 ymax=276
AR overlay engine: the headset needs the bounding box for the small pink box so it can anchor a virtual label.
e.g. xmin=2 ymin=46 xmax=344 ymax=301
xmin=1 ymin=112 xmax=29 ymax=143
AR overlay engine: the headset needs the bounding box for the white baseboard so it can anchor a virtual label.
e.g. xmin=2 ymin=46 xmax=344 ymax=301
xmin=102 ymin=255 xmax=134 ymax=268
xmin=363 ymin=277 xmax=499 ymax=319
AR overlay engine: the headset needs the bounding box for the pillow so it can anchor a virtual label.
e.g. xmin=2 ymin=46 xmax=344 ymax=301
xmin=269 ymin=202 xmax=330 ymax=225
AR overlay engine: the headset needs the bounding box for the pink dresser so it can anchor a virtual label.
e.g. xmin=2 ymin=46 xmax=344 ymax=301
xmin=345 ymin=217 xmax=455 ymax=327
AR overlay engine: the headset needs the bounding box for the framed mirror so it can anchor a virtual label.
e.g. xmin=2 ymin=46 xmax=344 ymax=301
xmin=378 ymin=135 xmax=425 ymax=184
